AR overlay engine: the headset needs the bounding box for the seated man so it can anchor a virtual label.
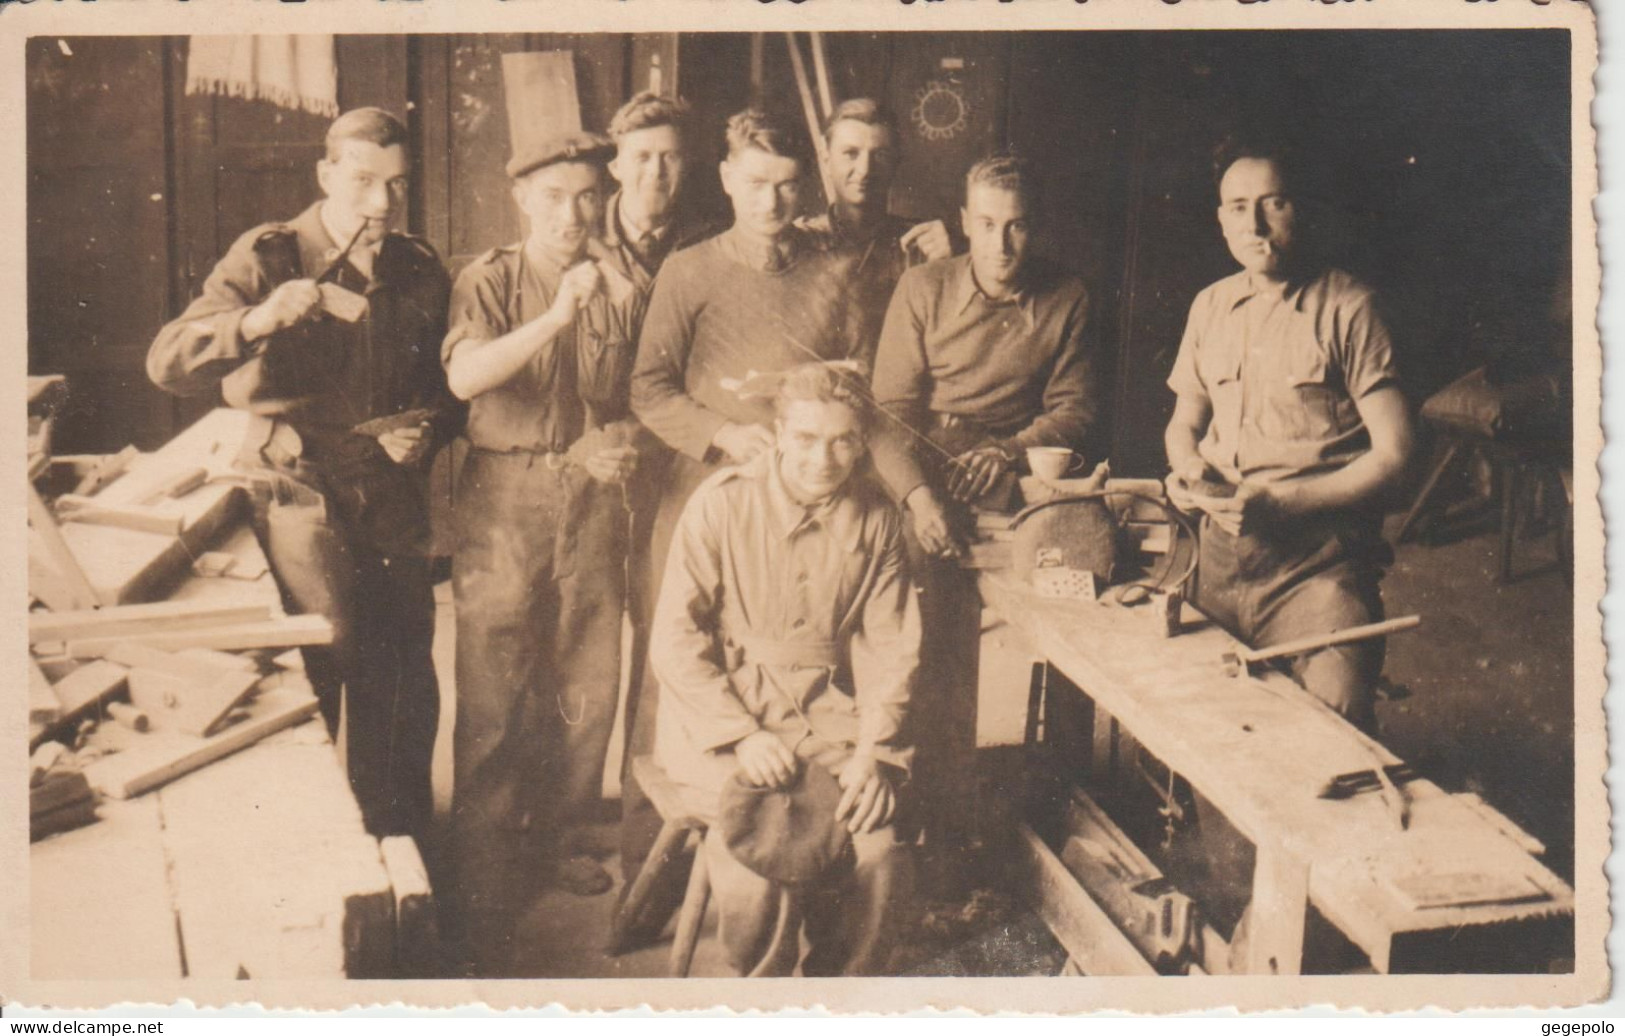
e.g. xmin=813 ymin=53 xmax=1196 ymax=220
xmin=869 ymin=151 xmax=1098 ymax=852
xmin=1163 ymin=136 xmax=1414 ymax=732
xmin=650 ymin=362 xmax=919 ymax=978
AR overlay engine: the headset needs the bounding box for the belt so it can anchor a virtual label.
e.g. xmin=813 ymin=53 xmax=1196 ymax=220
xmin=469 ymin=443 xmax=572 ymax=469
xmin=727 ymin=635 xmax=844 ymax=669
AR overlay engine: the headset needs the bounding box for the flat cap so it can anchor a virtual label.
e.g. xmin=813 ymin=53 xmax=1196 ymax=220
xmin=507 ymin=130 xmax=614 ymax=180
xmin=719 ymin=761 xmax=850 ymax=885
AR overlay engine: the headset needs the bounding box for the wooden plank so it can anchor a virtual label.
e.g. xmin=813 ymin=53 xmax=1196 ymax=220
xmin=30 ymin=599 xmax=274 ymax=644
xmin=1244 ymin=845 xmax=1310 ymax=976
xmin=29 ymin=658 xmax=62 ymax=725
xmin=56 ymin=485 xmax=245 ymax=606
xmin=72 ymin=444 xmax=141 ymax=496
xmin=31 ymin=795 xmax=185 ymax=979
xmin=128 ymin=666 xmax=263 ymax=738
xmin=57 ymin=496 xmax=184 ymax=536
xmin=84 ymin=677 xmax=320 ymax=799
xmin=66 ymin=615 xmax=332 ymax=658
xmin=181 ymin=647 xmax=261 ymax=673
xmin=48 ymin=659 xmax=129 ymax=717
xmin=104 ymin=641 xmax=256 ymax=683
xmin=31 ymin=769 xmax=93 ymax=817
xmin=27 ymin=482 xmax=101 ymax=610
xmin=380 ymin=835 xmax=439 ymax=978
xmin=157 ymin=717 xmax=391 ymax=979
xmin=30 ymin=541 xmax=91 ymax=613
xmin=1014 ymin=822 xmax=1157 ymax=976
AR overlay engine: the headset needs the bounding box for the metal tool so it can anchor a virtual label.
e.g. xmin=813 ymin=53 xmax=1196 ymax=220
xmin=1319 ymin=763 xmax=1418 ymax=830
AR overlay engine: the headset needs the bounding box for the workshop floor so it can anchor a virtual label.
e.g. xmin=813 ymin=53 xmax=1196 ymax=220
xmin=415 ymin=510 xmax=1574 ymax=977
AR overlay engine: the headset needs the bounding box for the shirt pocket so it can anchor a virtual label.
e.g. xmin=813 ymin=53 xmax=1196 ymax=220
xmin=576 ymin=320 xmax=635 ymax=412
xmin=1259 ymin=347 xmax=1341 ymax=443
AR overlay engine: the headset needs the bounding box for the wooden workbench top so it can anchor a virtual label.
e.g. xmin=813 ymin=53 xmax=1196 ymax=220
xmin=979 ymin=569 xmax=1573 ymax=972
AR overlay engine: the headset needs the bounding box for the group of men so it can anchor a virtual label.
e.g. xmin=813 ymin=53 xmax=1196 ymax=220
xmin=146 ymin=79 xmax=1412 ymax=979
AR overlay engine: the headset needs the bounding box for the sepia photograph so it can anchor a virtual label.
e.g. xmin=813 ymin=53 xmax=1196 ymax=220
xmin=3 ymin=0 xmax=1605 ymax=1016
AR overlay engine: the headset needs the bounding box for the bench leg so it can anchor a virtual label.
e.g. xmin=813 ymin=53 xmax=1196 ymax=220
xmin=1244 ymin=845 xmax=1309 ymax=975
xmin=1396 ymin=440 xmax=1462 ymax=543
xmin=610 ymin=818 xmax=692 ymax=954
xmin=670 ymin=832 xmax=711 ymax=978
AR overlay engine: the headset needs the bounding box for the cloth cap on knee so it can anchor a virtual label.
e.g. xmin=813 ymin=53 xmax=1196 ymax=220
xmin=719 ymin=763 xmax=849 ymax=884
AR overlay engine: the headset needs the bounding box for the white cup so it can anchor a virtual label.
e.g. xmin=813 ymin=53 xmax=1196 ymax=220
xmin=1027 ymin=446 xmax=1084 ymax=483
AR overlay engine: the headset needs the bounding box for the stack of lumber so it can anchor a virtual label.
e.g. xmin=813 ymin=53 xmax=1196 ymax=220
xmin=30 ymin=408 xmax=251 ymax=610
xmin=27 ymin=407 xmax=333 ymax=800
xmin=28 ymin=599 xmax=330 ymax=797
xmin=26 ymin=402 xmax=436 ymax=978
xmin=30 ymin=743 xmax=96 ymax=842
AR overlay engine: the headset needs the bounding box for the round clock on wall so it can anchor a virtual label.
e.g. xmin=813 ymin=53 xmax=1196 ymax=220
xmin=911 ymin=78 xmax=969 ymax=142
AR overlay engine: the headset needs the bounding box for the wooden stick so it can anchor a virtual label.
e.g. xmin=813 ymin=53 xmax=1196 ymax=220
xmin=27 ymin=482 xmax=101 ymax=611
xmin=784 ymin=34 xmax=836 ymax=202
xmin=31 ymin=600 xmax=273 ymax=645
xmin=56 ymin=496 xmax=183 ymax=537
xmin=809 ymin=32 xmax=834 ymax=119
xmin=66 ymin=615 xmax=333 ymax=658
xmin=1234 ymin=615 xmax=1421 ymax=666
xmin=85 ymin=682 xmax=319 ymax=800
xmin=107 ymin=702 xmax=150 ymax=732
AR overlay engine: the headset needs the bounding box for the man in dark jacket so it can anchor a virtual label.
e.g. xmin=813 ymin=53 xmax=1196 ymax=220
xmin=147 ymin=107 xmax=457 ymax=840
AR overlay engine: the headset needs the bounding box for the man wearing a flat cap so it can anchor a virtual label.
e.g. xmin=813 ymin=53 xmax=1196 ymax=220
xmin=651 ymin=362 xmax=920 ymax=977
xmin=438 ymin=59 xmax=652 ymax=971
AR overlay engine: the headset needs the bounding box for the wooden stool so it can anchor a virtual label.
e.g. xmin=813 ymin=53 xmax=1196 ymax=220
xmin=611 ymin=756 xmax=711 ymax=977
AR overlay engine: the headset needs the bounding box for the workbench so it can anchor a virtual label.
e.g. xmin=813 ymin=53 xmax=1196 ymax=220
xmin=29 ymin=510 xmax=431 ymax=980
xmin=978 ymin=569 xmax=1574 ymax=975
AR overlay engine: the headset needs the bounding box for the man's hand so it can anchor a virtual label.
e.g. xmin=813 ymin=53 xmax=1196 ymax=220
xmin=1201 ymin=480 xmax=1281 ymax=537
xmin=946 ymin=445 xmax=1010 ymax=503
xmin=377 ymin=422 xmax=431 ymax=466
xmin=1164 ymin=457 xmax=1219 ymax=514
xmin=712 ymin=422 xmax=775 ymax=465
xmin=583 ymin=444 xmax=638 ymax=485
xmin=547 ymin=261 xmax=605 ymax=325
xmin=835 ymin=755 xmax=898 ymax=835
xmin=899 ymin=220 xmax=953 ymax=263
xmin=242 ymin=279 xmax=323 ymax=341
xmin=905 ymin=485 xmax=965 ymax=560
xmin=736 ymin=731 xmax=799 ymax=790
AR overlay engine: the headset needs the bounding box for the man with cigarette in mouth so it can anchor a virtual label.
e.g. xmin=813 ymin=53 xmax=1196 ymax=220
xmin=146 ymin=106 xmax=457 ymax=842
xmin=1163 ymin=135 xmax=1414 ymax=732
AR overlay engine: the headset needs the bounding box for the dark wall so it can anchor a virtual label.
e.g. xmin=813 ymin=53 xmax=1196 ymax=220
xmin=28 ymin=31 xmax=1571 ymax=477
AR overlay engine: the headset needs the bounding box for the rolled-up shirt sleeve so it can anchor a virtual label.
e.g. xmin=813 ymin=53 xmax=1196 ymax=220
xmin=1338 ymin=291 xmax=1401 ymax=401
xmin=869 ymin=269 xmax=933 ymax=500
xmin=849 ymin=509 xmax=920 ymax=774
xmin=631 ymin=263 xmax=726 ymax=462
xmin=442 ymin=259 xmax=511 ymax=363
xmin=147 ymin=229 xmax=270 ymax=396
xmin=650 ymin=485 xmax=761 ymax=753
